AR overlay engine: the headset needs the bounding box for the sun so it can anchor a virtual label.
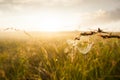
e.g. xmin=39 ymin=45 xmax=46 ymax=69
xmin=38 ymin=13 xmax=64 ymax=32
xmin=19 ymin=13 xmax=65 ymax=32
xmin=15 ymin=11 xmax=81 ymax=32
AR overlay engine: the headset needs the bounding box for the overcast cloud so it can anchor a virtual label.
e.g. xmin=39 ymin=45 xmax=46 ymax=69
xmin=0 ymin=0 xmax=120 ymax=31
xmin=81 ymin=8 xmax=120 ymax=26
xmin=0 ymin=0 xmax=120 ymax=11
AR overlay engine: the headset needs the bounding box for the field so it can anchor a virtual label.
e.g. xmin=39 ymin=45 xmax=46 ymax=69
xmin=0 ymin=31 xmax=120 ymax=80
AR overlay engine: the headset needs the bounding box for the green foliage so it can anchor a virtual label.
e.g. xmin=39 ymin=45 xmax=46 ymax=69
xmin=0 ymin=35 xmax=120 ymax=80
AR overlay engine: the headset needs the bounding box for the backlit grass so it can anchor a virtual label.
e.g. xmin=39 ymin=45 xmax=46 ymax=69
xmin=0 ymin=32 xmax=120 ymax=80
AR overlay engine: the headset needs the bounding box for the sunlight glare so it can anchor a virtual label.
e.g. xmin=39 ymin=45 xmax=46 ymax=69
xmin=10 ymin=11 xmax=81 ymax=32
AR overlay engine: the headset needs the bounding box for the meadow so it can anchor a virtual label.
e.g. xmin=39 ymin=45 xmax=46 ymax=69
xmin=0 ymin=31 xmax=120 ymax=80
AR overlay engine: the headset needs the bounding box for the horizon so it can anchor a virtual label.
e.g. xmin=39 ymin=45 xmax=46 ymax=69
xmin=0 ymin=26 xmax=120 ymax=32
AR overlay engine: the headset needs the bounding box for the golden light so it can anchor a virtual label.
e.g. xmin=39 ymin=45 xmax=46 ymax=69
xmin=34 ymin=12 xmax=80 ymax=32
xmin=5 ymin=11 xmax=81 ymax=32
xmin=38 ymin=13 xmax=66 ymax=32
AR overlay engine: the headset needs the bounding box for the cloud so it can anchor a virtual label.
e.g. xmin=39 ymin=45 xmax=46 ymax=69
xmin=0 ymin=0 xmax=82 ymax=6
xmin=0 ymin=1 xmax=120 ymax=21
xmin=81 ymin=8 xmax=120 ymax=26
xmin=0 ymin=0 xmax=120 ymax=13
xmin=0 ymin=0 xmax=82 ymax=13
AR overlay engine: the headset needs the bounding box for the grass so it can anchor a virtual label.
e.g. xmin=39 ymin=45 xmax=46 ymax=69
xmin=0 ymin=31 xmax=120 ymax=80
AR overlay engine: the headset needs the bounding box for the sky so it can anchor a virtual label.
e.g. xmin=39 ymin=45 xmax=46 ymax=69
xmin=0 ymin=0 xmax=120 ymax=31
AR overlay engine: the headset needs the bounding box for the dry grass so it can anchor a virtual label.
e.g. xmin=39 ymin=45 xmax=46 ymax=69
xmin=0 ymin=31 xmax=120 ymax=80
